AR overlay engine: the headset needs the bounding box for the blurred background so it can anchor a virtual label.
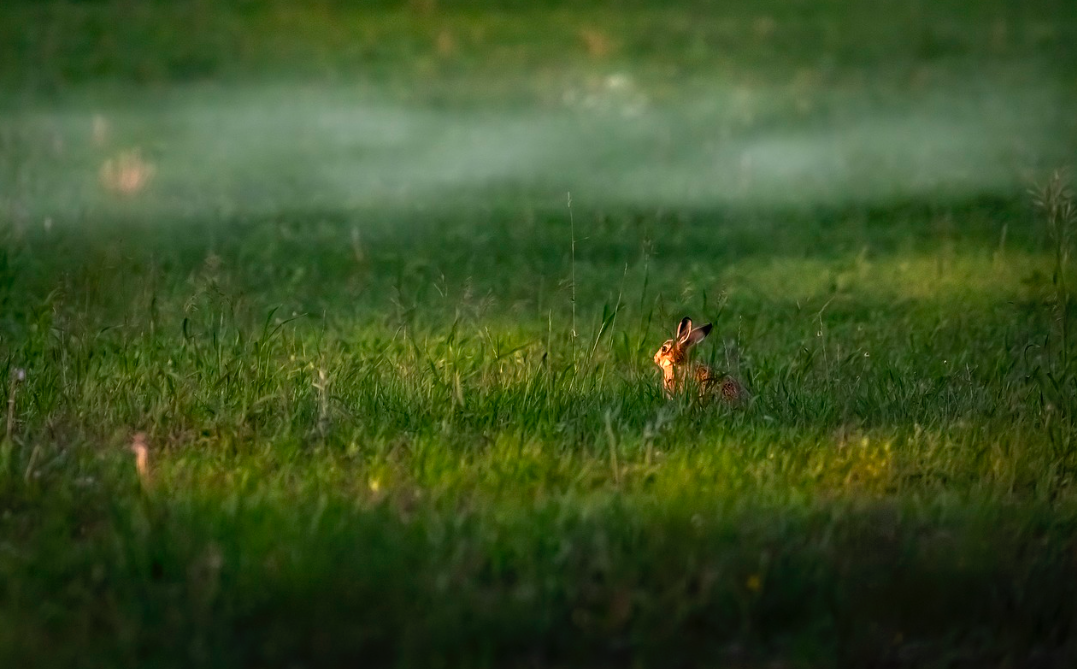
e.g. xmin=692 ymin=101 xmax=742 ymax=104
xmin=2 ymin=0 xmax=1074 ymax=223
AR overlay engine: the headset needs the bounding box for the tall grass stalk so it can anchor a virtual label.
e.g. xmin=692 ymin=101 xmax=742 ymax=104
xmin=4 ymin=368 xmax=22 ymax=444
xmin=567 ymin=192 xmax=578 ymax=355
xmin=1033 ymin=171 xmax=1076 ymax=371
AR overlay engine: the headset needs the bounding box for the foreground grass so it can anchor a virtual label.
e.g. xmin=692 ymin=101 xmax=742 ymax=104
xmin=3 ymin=0 xmax=1077 ymax=667
xmin=4 ymin=202 xmax=1076 ymax=667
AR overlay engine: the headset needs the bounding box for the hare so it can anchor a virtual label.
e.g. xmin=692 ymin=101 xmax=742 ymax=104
xmin=653 ymin=317 xmax=747 ymax=405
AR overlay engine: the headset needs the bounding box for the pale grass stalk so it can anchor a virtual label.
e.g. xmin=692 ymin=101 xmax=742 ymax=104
xmin=5 ymin=369 xmax=22 ymax=444
xmin=130 ymin=432 xmax=152 ymax=489
xmin=567 ymin=192 xmax=578 ymax=356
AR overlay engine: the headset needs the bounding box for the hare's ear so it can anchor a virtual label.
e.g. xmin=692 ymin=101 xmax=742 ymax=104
xmin=684 ymin=323 xmax=712 ymax=347
xmin=676 ymin=317 xmax=693 ymax=343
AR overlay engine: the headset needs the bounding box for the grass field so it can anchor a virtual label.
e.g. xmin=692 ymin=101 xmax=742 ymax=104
xmin=2 ymin=1 xmax=1077 ymax=666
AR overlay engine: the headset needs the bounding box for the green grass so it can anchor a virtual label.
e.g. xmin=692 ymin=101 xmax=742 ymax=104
xmin=3 ymin=1 xmax=1077 ymax=667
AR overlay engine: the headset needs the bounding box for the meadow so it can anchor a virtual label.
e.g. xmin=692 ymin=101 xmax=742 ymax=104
xmin=2 ymin=1 xmax=1077 ymax=666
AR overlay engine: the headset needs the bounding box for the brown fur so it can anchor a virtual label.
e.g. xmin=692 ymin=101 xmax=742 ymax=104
xmin=653 ymin=317 xmax=748 ymax=406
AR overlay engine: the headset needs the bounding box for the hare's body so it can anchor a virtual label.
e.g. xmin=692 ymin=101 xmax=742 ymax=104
xmin=653 ymin=317 xmax=747 ymax=406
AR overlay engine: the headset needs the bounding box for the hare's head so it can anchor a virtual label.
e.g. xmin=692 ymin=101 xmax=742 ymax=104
xmin=653 ymin=317 xmax=712 ymax=372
